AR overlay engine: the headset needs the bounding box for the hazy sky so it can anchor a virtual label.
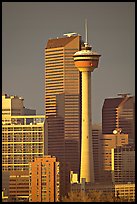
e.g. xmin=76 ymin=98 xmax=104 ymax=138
xmin=2 ymin=2 xmax=135 ymax=123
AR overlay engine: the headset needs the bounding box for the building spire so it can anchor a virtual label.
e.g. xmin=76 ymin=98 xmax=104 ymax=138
xmin=84 ymin=18 xmax=88 ymax=47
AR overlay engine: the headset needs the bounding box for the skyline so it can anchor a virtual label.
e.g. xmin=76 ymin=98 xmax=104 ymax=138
xmin=2 ymin=2 xmax=135 ymax=123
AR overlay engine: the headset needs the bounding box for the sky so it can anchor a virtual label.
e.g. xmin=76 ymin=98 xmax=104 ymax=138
xmin=2 ymin=2 xmax=135 ymax=124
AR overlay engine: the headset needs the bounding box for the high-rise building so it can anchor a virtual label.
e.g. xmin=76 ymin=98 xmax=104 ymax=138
xmin=65 ymin=138 xmax=79 ymax=174
xmin=45 ymin=116 xmax=65 ymax=163
xmin=2 ymin=94 xmax=46 ymax=201
xmin=111 ymin=144 xmax=135 ymax=184
xmin=45 ymin=34 xmax=82 ymax=174
xmin=2 ymin=93 xmax=36 ymax=116
xmin=2 ymin=115 xmax=45 ymax=171
xmin=92 ymin=124 xmax=102 ymax=183
xmin=2 ymin=93 xmax=36 ymax=126
xmin=29 ymin=155 xmax=60 ymax=202
xmin=100 ymin=130 xmax=128 ymax=183
xmin=102 ymin=94 xmax=135 ymax=143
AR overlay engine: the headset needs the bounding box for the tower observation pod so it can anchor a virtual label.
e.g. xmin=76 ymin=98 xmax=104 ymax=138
xmin=73 ymin=38 xmax=101 ymax=184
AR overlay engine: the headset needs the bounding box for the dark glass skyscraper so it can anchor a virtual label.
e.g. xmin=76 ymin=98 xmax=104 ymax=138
xmin=102 ymin=94 xmax=135 ymax=144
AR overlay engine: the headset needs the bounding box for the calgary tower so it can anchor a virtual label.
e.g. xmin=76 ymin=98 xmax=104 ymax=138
xmin=73 ymin=20 xmax=101 ymax=183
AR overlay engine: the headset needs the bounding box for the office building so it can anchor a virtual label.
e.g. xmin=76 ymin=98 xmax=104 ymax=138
xmin=45 ymin=116 xmax=65 ymax=163
xmin=9 ymin=170 xmax=29 ymax=202
xmin=114 ymin=183 xmax=135 ymax=202
xmin=2 ymin=93 xmax=36 ymax=127
xmin=2 ymin=115 xmax=45 ymax=171
xmin=65 ymin=138 xmax=79 ymax=174
xmin=29 ymin=155 xmax=60 ymax=202
xmin=2 ymin=93 xmax=36 ymax=116
xmin=2 ymin=94 xmax=45 ymax=202
xmin=92 ymin=124 xmax=102 ymax=183
xmin=102 ymin=94 xmax=135 ymax=143
xmin=45 ymin=34 xmax=83 ymax=174
xmin=2 ymin=93 xmax=24 ymax=116
xmin=100 ymin=130 xmax=128 ymax=183
xmin=111 ymin=144 xmax=135 ymax=184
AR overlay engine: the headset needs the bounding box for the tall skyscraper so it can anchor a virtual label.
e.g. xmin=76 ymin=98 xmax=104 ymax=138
xmin=102 ymin=94 xmax=135 ymax=144
xmin=92 ymin=124 xmax=102 ymax=183
xmin=44 ymin=115 xmax=66 ymax=177
xmin=45 ymin=34 xmax=82 ymax=174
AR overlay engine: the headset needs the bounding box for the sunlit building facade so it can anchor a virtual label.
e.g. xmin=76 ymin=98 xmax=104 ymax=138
xmin=45 ymin=34 xmax=83 ymax=174
xmin=2 ymin=93 xmax=36 ymax=117
xmin=2 ymin=115 xmax=45 ymax=171
xmin=100 ymin=132 xmax=128 ymax=183
xmin=114 ymin=183 xmax=135 ymax=202
xmin=111 ymin=144 xmax=135 ymax=184
xmin=2 ymin=93 xmax=24 ymax=116
xmin=2 ymin=94 xmax=45 ymax=202
xmin=29 ymin=155 xmax=60 ymax=202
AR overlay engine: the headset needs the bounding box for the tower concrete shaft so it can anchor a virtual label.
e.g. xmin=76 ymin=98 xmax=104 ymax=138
xmin=81 ymin=71 xmax=94 ymax=183
xmin=74 ymin=44 xmax=101 ymax=184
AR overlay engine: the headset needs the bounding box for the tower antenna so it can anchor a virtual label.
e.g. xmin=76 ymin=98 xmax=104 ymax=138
xmin=85 ymin=18 xmax=88 ymax=47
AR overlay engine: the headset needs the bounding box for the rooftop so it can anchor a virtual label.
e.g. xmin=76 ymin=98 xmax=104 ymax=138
xmin=46 ymin=35 xmax=79 ymax=49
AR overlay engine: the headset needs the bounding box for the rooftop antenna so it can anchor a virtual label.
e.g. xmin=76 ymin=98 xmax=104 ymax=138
xmin=84 ymin=18 xmax=88 ymax=47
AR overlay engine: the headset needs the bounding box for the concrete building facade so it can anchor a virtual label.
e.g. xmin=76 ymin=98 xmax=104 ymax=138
xmin=2 ymin=115 xmax=45 ymax=171
xmin=2 ymin=94 xmax=44 ymax=202
xmin=2 ymin=93 xmax=36 ymax=117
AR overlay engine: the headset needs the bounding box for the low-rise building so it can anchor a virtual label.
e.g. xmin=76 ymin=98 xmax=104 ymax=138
xmin=114 ymin=183 xmax=135 ymax=202
xmin=9 ymin=170 xmax=29 ymax=202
